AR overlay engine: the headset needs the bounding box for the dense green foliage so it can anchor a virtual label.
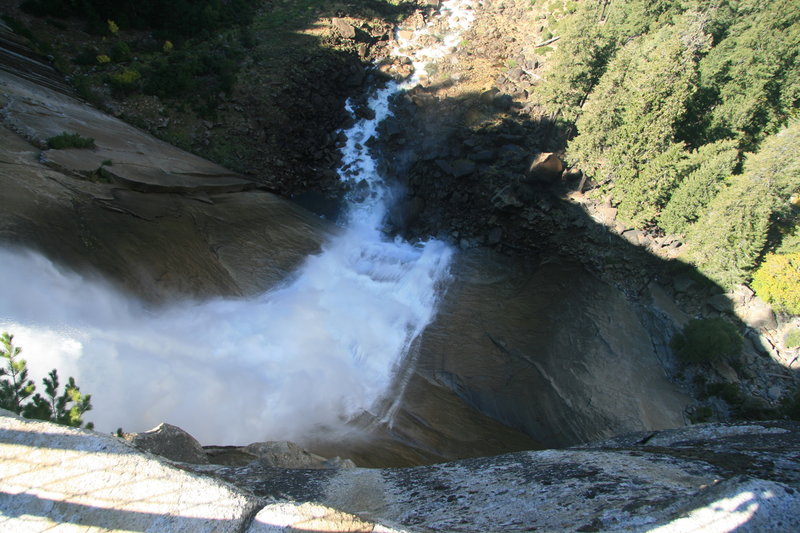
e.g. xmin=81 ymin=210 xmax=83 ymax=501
xmin=46 ymin=131 xmax=96 ymax=149
xmin=751 ymin=252 xmax=800 ymax=315
xmin=685 ymin=121 xmax=800 ymax=287
xmin=543 ymin=0 xmax=800 ymax=297
xmin=683 ymin=0 xmax=800 ymax=151
xmin=567 ymin=16 xmax=708 ymax=225
xmin=786 ymin=328 xmax=800 ymax=349
xmin=20 ymin=0 xmax=255 ymax=37
xmin=659 ymin=139 xmax=740 ymax=234
xmin=140 ymin=42 xmax=243 ymax=105
xmin=0 ymin=333 xmax=93 ymax=428
xmin=671 ymin=318 xmax=743 ymax=363
xmin=18 ymin=0 xmax=254 ymax=114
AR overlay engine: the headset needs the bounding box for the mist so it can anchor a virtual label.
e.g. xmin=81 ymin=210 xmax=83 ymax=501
xmin=0 ymin=231 xmax=451 ymax=445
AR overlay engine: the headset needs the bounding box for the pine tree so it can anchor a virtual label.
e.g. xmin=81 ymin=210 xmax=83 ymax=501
xmin=538 ymin=3 xmax=617 ymax=122
xmin=538 ymin=0 xmax=687 ymax=123
xmin=0 ymin=333 xmax=36 ymax=414
xmin=567 ymin=15 xmax=710 ymax=226
xmin=659 ymin=139 xmax=740 ymax=234
xmin=685 ymin=121 xmax=800 ymax=287
xmin=683 ymin=0 xmax=800 ymax=151
xmin=684 ymin=175 xmax=772 ymax=288
xmin=0 ymin=332 xmax=93 ymax=429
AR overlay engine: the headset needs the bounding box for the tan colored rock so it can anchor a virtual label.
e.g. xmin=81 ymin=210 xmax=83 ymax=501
xmin=0 ymin=72 xmax=332 ymax=303
xmin=332 ymin=18 xmax=357 ymax=39
xmin=527 ymin=152 xmax=563 ymax=181
xmin=593 ymin=204 xmax=618 ymax=225
xmin=409 ymin=252 xmax=690 ymax=449
xmin=205 ymin=441 xmax=355 ymax=469
xmin=245 ymin=441 xmax=355 ymax=469
xmin=735 ymin=295 xmax=777 ymax=330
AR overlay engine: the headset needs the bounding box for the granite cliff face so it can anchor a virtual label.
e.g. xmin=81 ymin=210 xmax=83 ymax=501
xmin=2 ymin=410 xmax=799 ymax=532
xmin=0 ymin=68 xmax=332 ymax=303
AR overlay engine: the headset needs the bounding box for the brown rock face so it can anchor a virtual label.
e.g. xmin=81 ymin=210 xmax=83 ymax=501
xmin=407 ymin=250 xmax=689 ymax=449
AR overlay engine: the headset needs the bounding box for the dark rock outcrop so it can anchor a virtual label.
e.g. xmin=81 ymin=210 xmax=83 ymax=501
xmin=127 ymin=423 xmax=209 ymax=464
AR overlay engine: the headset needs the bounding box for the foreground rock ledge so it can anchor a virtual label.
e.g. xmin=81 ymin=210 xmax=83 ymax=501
xmin=2 ymin=410 xmax=799 ymax=532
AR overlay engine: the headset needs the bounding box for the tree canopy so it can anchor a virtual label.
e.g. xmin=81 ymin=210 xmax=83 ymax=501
xmin=542 ymin=0 xmax=800 ymax=298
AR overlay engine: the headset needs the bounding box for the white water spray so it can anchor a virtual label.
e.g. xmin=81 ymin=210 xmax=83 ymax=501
xmin=0 ymin=0 xmax=474 ymax=445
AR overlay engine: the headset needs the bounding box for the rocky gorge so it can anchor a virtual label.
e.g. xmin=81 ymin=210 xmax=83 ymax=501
xmin=1 ymin=0 xmax=799 ymax=529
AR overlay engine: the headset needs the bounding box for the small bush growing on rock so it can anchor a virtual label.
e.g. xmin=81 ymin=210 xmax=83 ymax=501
xmin=671 ymin=318 xmax=743 ymax=364
xmin=689 ymin=405 xmax=713 ymax=423
xmin=46 ymin=131 xmax=95 ymax=150
xmin=0 ymin=332 xmax=93 ymax=429
xmin=110 ymin=41 xmax=132 ymax=63
xmin=108 ymin=68 xmax=141 ymax=94
xmin=786 ymin=328 xmax=800 ymax=349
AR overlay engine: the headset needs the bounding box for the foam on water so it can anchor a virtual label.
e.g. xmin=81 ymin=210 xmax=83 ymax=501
xmin=0 ymin=0 xmax=474 ymax=444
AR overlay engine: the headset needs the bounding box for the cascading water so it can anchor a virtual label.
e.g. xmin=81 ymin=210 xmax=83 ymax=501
xmin=0 ymin=0 xmax=474 ymax=445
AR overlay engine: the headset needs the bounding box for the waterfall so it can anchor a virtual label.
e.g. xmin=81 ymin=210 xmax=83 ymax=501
xmin=0 ymin=0 xmax=473 ymax=445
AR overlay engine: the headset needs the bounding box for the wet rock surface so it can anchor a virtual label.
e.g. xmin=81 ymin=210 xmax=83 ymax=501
xmin=408 ymin=251 xmax=690 ymax=449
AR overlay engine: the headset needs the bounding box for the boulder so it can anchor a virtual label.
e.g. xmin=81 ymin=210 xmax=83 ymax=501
xmin=622 ymin=228 xmax=645 ymax=246
xmin=331 ymin=18 xmax=356 ymax=39
xmin=203 ymin=441 xmax=355 ymax=469
xmin=735 ymin=295 xmax=778 ymax=330
xmin=127 ymin=422 xmax=209 ymax=464
xmin=527 ymin=152 xmax=563 ymax=181
xmin=491 ymin=185 xmax=524 ymax=210
xmin=449 ymin=158 xmax=476 ymax=177
xmin=593 ymin=204 xmax=617 ymax=225
xmin=708 ymin=293 xmax=734 ymax=313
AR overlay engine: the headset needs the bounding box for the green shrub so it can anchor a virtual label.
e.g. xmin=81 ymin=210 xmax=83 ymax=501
xmin=783 ymin=391 xmax=800 ymax=421
xmin=671 ymin=318 xmax=743 ymax=364
xmin=46 ymin=132 xmax=95 ymax=149
xmin=752 ymin=252 xmax=800 ymax=316
xmin=786 ymin=328 xmax=800 ymax=348
xmin=110 ymin=41 xmax=132 ymax=63
xmin=108 ymin=68 xmax=141 ymax=94
xmin=0 ymin=332 xmax=93 ymax=429
xmin=689 ymin=405 xmax=713 ymax=423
